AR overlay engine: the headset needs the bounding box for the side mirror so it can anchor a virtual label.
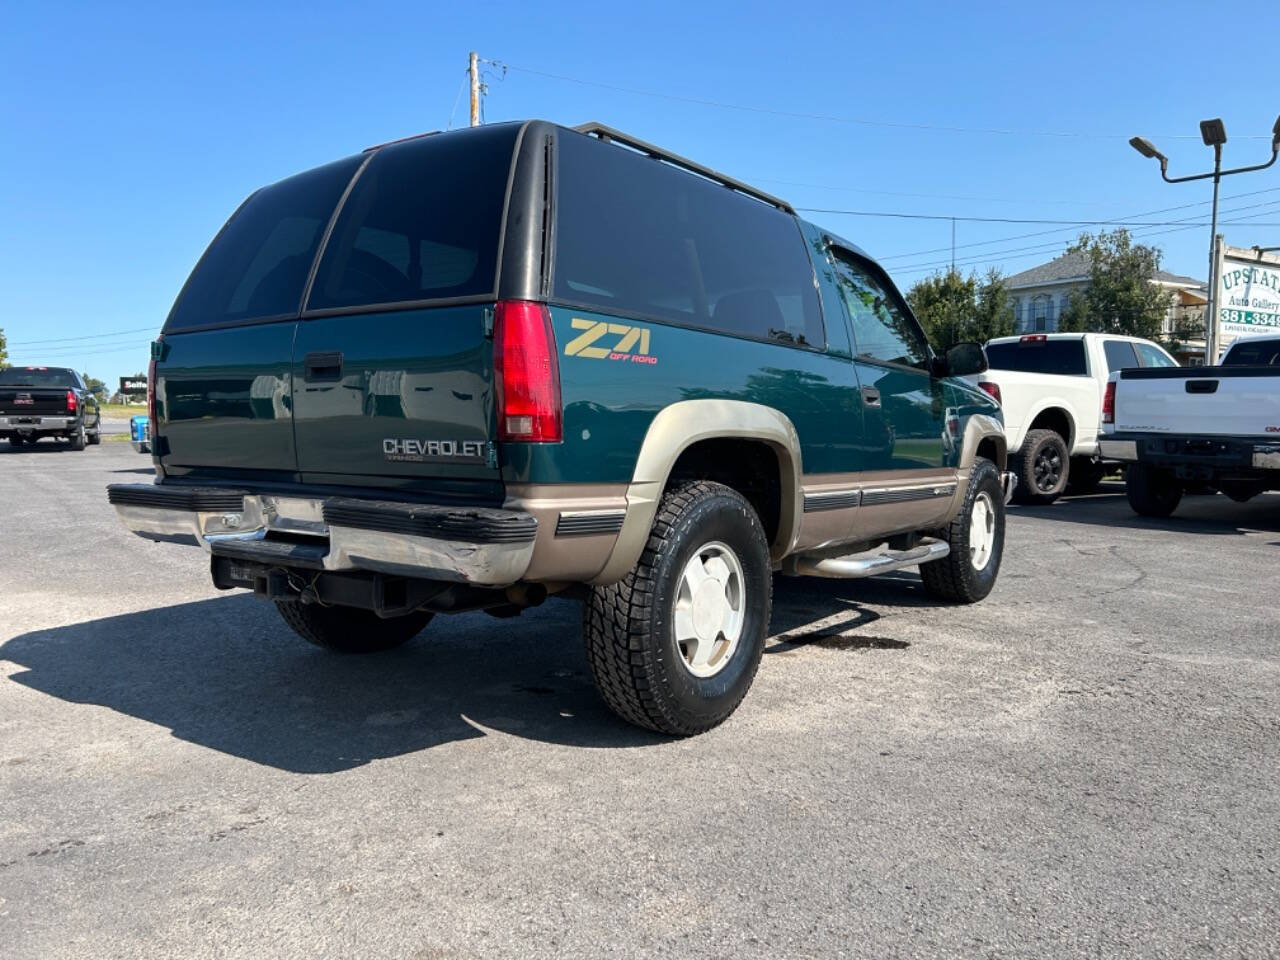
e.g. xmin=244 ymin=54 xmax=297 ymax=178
xmin=939 ymin=341 xmax=988 ymax=378
xmin=90 ymin=385 xmax=104 ymax=395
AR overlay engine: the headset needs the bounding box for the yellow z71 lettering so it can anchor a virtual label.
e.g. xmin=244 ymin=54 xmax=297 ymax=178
xmin=564 ymin=319 xmax=656 ymax=364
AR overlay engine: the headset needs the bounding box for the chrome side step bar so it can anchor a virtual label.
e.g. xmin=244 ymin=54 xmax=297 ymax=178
xmin=785 ymin=538 xmax=949 ymax=579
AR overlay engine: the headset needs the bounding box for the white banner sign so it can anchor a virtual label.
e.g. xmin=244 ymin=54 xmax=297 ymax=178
xmin=1216 ymin=243 xmax=1280 ymax=356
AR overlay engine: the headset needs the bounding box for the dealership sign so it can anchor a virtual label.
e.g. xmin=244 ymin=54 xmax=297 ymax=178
xmin=1216 ymin=242 xmax=1280 ymax=356
xmin=119 ymin=376 xmax=148 ymax=397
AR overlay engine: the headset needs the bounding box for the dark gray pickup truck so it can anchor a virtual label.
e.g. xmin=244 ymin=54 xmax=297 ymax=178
xmin=0 ymin=366 xmax=102 ymax=449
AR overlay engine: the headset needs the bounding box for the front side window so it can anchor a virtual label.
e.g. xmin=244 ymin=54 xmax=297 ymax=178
xmin=307 ymin=125 xmax=518 ymax=311
xmin=1136 ymin=342 xmax=1177 ymax=367
xmin=828 ymin=250 xmax=930 ymax=369
xmin=554 ymin=132 xmax=824 ymax=348
xmin=166 ymin=155 xmax=364 ymax=331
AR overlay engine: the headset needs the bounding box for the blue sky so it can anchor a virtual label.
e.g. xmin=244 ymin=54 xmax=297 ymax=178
xmin=2 ymin=0 xmax=1278 ymax=386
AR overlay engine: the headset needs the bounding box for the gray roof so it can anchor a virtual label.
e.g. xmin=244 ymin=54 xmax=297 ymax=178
xmin=1006 ymin=251 xmax=1204 ymax=290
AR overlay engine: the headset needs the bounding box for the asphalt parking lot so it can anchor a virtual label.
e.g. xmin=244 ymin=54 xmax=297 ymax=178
xmin=2 ymin=441 xmax=1277 ymax=959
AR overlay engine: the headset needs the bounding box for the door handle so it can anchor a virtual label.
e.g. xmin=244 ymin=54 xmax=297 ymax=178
xmin=303 ymin=351 xmax=343 ymax=382
xmin=861 ymin=386 xmax=881 ymax=407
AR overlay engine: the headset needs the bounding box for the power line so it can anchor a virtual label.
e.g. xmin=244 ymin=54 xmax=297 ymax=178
xmin=795 ymin=207 xmax=1280 ymax=227
xmin=504 ymin=62 xmax=1270 ymax=141
xmin=8 ymin=325 xmax=157 ymax=346
xmin=876 ymin=186 xmax=1280 ymax=262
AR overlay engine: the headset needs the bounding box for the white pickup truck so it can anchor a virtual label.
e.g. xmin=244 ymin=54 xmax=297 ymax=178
xmin=969 ymin=332 xmax=1178 ymax=504
xmin=1099 ymin=334 xmax=1280 ymax=517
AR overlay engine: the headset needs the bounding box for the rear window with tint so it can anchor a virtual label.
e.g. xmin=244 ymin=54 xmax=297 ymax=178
xmin=306 ymin=125 xmax=519 ymax=311
xmin=0 ymin=367 xmax=78 ymax=388
xmin=553 ymin=131 xmax=824 ymax=348
xmin=1223 ymin=338 xmax=1280 ymax=366
xmin=166 ymin=155 xmax=363 ymax=331
xmin=985 ymin=339 xmax=1088 ymax=376
xmin=1102 ymin=339 xmax=1140 ymax=373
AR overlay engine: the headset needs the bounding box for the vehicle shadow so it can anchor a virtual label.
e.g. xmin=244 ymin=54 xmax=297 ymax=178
xmin=1015 ymin=484 xmax=1280 ymax=536
xmin=1 ymin=576 xmax=926 ymax=773
xmin=0 ymin=442 xmax=76 ymax=454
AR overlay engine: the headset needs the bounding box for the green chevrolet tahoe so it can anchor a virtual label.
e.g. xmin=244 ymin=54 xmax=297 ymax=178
xmin=107 ymin=121 xmax=1012 ymax=735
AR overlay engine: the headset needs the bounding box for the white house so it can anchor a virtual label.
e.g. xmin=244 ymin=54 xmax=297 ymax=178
xmin=1006 ymin=251 xmax=1206 ymax=342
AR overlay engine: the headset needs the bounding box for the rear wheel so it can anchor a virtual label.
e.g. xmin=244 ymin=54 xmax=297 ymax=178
xmin=274 ymin=601 xmax=433 ymax=653
xmin=87 ymin=419 xmax=102 ymax=445
xmin=68 ymin=424 xmax=86 ymax=451
xmin=920 ymin=458 xmax=1006 ymax=604
xmin=583 ymin=480 xmax=772 ymax=736
xmin=1125 ymin=462 xmax=1183 ymax=518
xmin=1011 ymin=429 xmax=1069 ymax=505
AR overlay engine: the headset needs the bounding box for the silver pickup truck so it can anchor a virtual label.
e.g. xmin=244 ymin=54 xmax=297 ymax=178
xmin=1099 ymin=335 xmax=1280 ymax=516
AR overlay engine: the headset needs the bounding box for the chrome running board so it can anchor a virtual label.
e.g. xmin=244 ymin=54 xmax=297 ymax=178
xmin=785 ymin=538 xmax=949 ymax=579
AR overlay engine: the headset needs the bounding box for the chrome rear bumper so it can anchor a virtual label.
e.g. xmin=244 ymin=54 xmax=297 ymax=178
xmin=107 ymin=484 xmax=537 ymax=586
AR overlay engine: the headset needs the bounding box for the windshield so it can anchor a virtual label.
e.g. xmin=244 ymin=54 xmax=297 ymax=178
xmin=1223 ymin=339 xmax=1280 ymax=366
xmin=0 ymin=367 xmax=78 ymax=388
xmin=985 ymin=339 xmax=1088 ymax=376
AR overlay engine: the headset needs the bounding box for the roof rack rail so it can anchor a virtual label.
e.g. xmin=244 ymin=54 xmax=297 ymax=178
xmin=572 ymin=122 xmax=795 ymax=214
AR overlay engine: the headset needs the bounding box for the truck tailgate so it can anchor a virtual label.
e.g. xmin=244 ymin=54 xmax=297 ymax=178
xmin=1115 ymin=368 xmax=1280 ymax=436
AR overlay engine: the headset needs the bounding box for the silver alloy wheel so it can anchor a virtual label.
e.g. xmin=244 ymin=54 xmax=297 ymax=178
xmin=672 ymin=540 xmax=746 ymax=678
xmin=969 ymin=492 xmax=996 ymax=571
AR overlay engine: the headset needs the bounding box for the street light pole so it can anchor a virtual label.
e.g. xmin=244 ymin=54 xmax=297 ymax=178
xmin=1129 ymin=115 xmax=1280 ymax=363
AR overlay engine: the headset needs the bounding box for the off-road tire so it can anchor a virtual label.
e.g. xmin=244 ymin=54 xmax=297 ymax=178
xmin=68 ymin=425 xmax=86 ymax=451
xmin=920 ymin=458 xmax=1006 ymax=604
xmin=1125 ymin=462 xmax=1183 ymax=518
xmin=1066 ymin=456 xmax=1105 ymax=495
xmin=1011 ymin=428 xmax=1068 ymax=505
xmin=274 ymin=601 xmax=433 ymax=653
xmin=583 ymin=480 xmax=772 ymax=736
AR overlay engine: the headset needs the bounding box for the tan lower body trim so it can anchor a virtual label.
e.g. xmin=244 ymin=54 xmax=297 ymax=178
xmin=504 ymin=483 xmax=628 ymax=582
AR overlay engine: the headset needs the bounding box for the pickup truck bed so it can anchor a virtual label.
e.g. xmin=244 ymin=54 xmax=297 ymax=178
xmin=1100 ymin=363 xmax=1280 ymax=515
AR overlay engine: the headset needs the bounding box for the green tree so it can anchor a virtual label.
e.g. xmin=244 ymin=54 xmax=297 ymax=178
xmin=907 ymin=267 xmax=1015 ymax=349
xmin=1059 ymin=230 xmax=1174 ymax=339
xmin=0 ymin=326 xmax=8 ymax=368
xmin=81 ymin=372 xmax=108 ymax=395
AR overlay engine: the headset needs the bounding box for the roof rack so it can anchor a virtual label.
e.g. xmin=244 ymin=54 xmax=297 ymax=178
xmin=572 ymin=122 xmax=794 ymax=214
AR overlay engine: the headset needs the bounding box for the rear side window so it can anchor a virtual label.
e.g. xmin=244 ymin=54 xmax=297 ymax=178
xmin=1102 ymin=339 xmax=1140 ymax=373
xmin=1136 ymin=342 xmax=1177 ymax=367
xmin=306 ymin=125 xmax=519 ymax=311
xmin=985 ymin=339 xmax=1088 ymax=376
xmin=1223 ymin=339 xmax=1280 ymax=366
xmin=166 ymin=155 xmax=363 ymax=331
xmin=553 ymin=132 xmax=823 ymax=348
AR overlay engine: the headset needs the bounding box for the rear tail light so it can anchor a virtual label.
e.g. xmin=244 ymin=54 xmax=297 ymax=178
xmin=65 ymin=390 xmax=77 ymax=413
xmin=147 ymin=343 xmax=159 ymax=430
xmin=494 ymin=300 xmax=562 ymax=443
xmin=977 ymin=380 xmax=1002 ymax=405
xmin=1102 ymin=381 xmax=1116 ymax=424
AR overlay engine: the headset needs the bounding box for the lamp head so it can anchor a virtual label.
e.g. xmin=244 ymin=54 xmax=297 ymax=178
xmin=1129 ymin=136 xmax=1166 ymax=162
xmin=1199 ymin=118 xmax=1227 ymax=147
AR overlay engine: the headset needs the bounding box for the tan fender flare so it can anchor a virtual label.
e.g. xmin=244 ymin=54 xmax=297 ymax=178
xmin=591 ymin=400 xmax=804 ymax=585
xmin=960 ymin=413 xmax=1007 ymax=473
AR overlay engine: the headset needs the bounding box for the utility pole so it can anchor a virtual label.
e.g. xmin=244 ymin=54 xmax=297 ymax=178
xmin=1129 ymin=114 xmax=1280 ymax=363
xmin=468 ymin=51 xmax=480 ymax=127
xmin=950 ymin=217 xmax=956 ymax=272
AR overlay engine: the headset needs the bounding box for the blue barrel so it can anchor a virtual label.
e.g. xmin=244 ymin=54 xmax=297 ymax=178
xmin=130 ymin=415 xmax=151 ymax=453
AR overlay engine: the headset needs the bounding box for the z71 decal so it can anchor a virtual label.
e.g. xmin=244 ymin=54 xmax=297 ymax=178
xmin=564 ymin=318 xmax=657 ymax=364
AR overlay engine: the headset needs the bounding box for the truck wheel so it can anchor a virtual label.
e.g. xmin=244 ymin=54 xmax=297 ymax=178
xmin=273 ymin=601 xmax=433 ymax=653
xmin=1125 ymin=463 xmax=1182 ymax=518
xmin=1066 ymin=456 xmax=1105 ymax=495
xmin=87 ymin=422 xmax=102 ymax=445
xmin=1011 ymin=429 xmax=1068 ymax=505
xmin=583 ymin=480 xmax=771 ymax=736
xmin=69 ymin=424 xmax=86 ymax=451
xmin=920 ymin=458 xmax=1006 ymax=604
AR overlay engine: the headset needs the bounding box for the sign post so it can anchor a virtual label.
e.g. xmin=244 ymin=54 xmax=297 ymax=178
xmin=1214 ymin=243 xmax=1280 ymax=361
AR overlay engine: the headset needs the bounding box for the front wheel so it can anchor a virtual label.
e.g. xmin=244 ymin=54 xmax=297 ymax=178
xmin=583 ymin=480 xmax=772 ymax=736
xmin=920 ymin=458 xmax=1006 ymax=604
xmin=1125 ymin=462 xmax=1182 ymax=517
xmin=274 ymin=601 xmax=433 ymax=653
